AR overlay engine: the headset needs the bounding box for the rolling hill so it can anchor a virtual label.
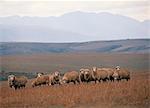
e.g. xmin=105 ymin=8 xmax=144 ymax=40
xmin=0 ymin=39 xmax=149 ymax=55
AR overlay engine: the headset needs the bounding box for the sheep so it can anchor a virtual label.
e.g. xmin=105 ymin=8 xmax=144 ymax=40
xmin=82 ymin=68 xmax=95 ymax=83
xmin=37 ymin=72 xmax=44 ymax=77
xmin=79 ymin=68 xmax=87 ymax=83
xmin=92 ymin=67 xmax=108 ymax=83
xmin=8 ymin=75 xmax=28 ymax=90
xmin=112 ymin=66 xmax=130 ymax=81
xmin=32 ymin=75 xmax=49 ymax=87
xmin=106 ymin=68 xmax=115 ymax=81
xmin=61 ymin=71 xmax=80 ymax=84
xmin=100 ymin=68 xmax=115 ymax=82
xmin=49 ymin=71 xmax=61 ymax=85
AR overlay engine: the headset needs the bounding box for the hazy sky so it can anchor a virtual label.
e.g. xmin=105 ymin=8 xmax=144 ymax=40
xmin=0 ymin=0 xmax=149 ymax=21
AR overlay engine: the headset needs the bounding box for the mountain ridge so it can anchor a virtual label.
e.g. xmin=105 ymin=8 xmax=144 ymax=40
xmin=0 ymin=11 xmax=149 ymax=42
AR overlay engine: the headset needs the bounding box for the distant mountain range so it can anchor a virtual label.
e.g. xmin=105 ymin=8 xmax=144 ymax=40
xmin=0 ymin=11 xmax=149 ymax=42
xmin=0 ymin=39 xmax=149 ymax=55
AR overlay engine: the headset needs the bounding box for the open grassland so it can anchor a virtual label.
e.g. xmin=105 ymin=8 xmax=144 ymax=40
xmin=0 ymin=72 xmax=149 ymax=108
xmin=0 ymin=53 xmax=149 ymax=108
xmin=1 ymin=53 xmax=149 ymax=73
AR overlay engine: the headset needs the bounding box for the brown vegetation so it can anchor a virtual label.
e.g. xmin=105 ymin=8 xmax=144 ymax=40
xmin=0 ymin=72 xmax=149 ymax=108
xmin=1 ymin=53 xmax=149 ymax=73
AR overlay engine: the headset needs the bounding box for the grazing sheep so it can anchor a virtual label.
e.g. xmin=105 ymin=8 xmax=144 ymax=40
xmin=32 ymin=75 xmax=49 ymax=87
xmin=112 ymin=66 xmax=130 ymax=81
xmin=8 ymin=75 xmax=28 ymax=90
xmin=61 ymin=71 xmax=80 ymax=84
xmin=92 ymin=67 xmax=108 ymax=82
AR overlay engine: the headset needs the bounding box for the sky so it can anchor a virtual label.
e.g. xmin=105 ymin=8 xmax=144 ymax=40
xmin=0 ymin=0 xmax=149 ymax=42
xmin=0 ymin=0 xmax=149 ymax=21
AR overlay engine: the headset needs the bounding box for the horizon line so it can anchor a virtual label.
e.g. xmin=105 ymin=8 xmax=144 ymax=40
xmin=1 ymin=38 xmax=149 ymax=44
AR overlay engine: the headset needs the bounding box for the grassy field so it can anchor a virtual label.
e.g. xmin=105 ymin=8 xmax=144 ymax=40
xmin=0 ymin=72 xmax=149 ymax=108
xmin=0 ymin=53 xmax=149 ymax=108
xmin=1 ymin=53 xmax=149 ymax=73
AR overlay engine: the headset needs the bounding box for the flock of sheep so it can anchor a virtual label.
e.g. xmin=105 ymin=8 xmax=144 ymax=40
xmin=8 ymin=66 xmax=130 ymax=90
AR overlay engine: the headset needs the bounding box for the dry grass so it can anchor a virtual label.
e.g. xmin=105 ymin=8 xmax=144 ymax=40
xmin=0 ymin=72 xmax=149 ymax=108
xmin=1 ymin=53 xmax=149 ymax=73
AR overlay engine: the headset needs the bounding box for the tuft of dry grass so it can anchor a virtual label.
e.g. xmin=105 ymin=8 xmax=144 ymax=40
xmin=0 ymin=72 xmax=149 ymax=108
